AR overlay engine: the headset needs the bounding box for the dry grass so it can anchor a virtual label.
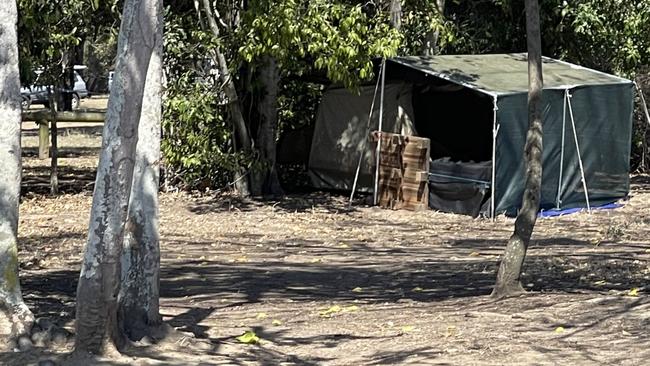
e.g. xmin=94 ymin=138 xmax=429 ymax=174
xmin=4 ymin=126 xmax=650 ymax=365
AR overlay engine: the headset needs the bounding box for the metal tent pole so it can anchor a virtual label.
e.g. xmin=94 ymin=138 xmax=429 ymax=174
xmin=556 ymin=89 xmax=568 ymax=209
xmin=636 ymin=82 xmax=650 ymax=127
xmin=349 ymin=65 xmax=383 ymax=207
xmin=566 ymin=91 xmax=591 ymax=213
xmin=373 ymin=58 xmax=387 ymax=206
xmin=490 ymin=96 xmax=499 ymax=220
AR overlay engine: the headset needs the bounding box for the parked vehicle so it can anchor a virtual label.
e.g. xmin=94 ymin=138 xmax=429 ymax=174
xmin=21 ymin=67 xmax=89 ymax=110
xmin=107 ymin=71 xmax=114 ymax=93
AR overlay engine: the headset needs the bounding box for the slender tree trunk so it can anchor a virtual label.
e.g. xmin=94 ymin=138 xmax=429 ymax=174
xmin=49 ymin=88 xmax=59 ymax=195
xmin=492 ymin=0 xmax=543 ymax=299
xmin=118 ymin=0 xmax=163 ymax=342
xmin=424 ymin=0 xmax=445 ymax=56
xmin=61 ymin=50 xmax=74 ymax=112
xmin=389 ymin=0 xmax=402 ymax=30
xmin=74 ymin=0 xmax=158 ymax=355
xmin=200 ymin=0 xmax=253 ymax=196
xmin=0 ymin=0 xmax=35 ymax=342
xmin=250 ymin=56 xmax=283 ymax=197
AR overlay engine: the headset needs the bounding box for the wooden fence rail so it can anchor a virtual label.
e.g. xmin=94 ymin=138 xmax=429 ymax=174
xmin=22 ymin=110 xmax=106 ymax=194
xmin=22 ymin=110 xmax=106 ymax=159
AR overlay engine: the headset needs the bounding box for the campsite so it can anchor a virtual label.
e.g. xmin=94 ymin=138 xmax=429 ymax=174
xmin=309 ymin=54 xmax=634 ymax=216
xmin=2 ymin=0 xmax=650 ymax=365
xmin=4 ymin=121 xmax=650 ymax=365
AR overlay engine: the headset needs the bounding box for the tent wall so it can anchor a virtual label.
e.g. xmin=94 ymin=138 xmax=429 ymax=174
xmin=308 ymin=83 xmax=415 ymax=191
xmin=557 ymin=84 xmax=634 ymax=207
xmin=494 ymin=83 xmax=634 ymax=215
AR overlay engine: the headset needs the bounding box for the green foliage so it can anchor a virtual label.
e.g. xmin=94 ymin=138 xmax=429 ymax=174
xmin=551 ymin=0 xmax=650 ymax=77
xmin=162 ymin=76 xmax=243 ymax=188
xmin=162 ymin=7 xmax=249 ymax=189
xmin=277 ymin=80 xmax=324 ymax=134
xmin=237 ymin=0 xmax=401 ymax=89
xmin=443 ymin=1 xmax=526 ymax=54
xmin=163 ymin=0 xmax=650 ymax=188
xmin=442 ymin=0 xmax=649 ymax=77
xmin=399 ymin=0 xmax=455 ymax=55
xmin=17 ymin=0 xmax=119 ymax=84
xmin=83 ymin=31 xmax=118 ymax=90
xmin=161 ymin=1 xmax=407 ymax=190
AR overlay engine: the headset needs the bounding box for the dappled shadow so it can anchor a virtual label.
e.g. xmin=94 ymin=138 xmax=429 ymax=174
xmin=22 ymin=146 xmax=101 ymax=159
xmin=21 ymin=269 xmax=78 ymax=322
xmin=14 ymin=222 xmax=650 ymax=364
xmin=14 ymin=179 xmax=650 ymax=364
xmin=187 ymin=191 xmax=361 ymax=215
xmin=277 ymin=164 xmax=314 ymax=194
xmin=21 ymin=125 xmax=104 ymax=137
xmin=158 ymin=258 xmax=496 ymax=306
xmin=631 ymin=174 xmax=650 ymax=192
xmin=166 ymin=306 xmax=216 ymax=339
xmin=0 ymin=352 xmax=142 ymax=366
xmin=366 ymin=347 xmax=446 ymax=365
xmin=22 ymin=164 xmax=96 ymax=195
xmin=555 ymin=296 xmax=650 ymax=340
xmin=20 ymin=234 xmax=648 ymax=325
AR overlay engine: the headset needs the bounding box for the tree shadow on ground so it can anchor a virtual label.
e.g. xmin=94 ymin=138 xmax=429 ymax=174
xmin=21 ymin=124 xmax=104 ymax=137
xmin=22 ymin=164 xmax=97 ymax=195
xmin=187 ymin=191 xmax=363 ymax=215
xmin=19 ymin=233 xmax=650 ymax=337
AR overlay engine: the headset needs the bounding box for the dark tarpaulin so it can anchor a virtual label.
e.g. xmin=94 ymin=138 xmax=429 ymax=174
xmin=308 ymin=54 xmax=634 ymax=216
xmin=494 ymin=84 xmax=634 ymax=215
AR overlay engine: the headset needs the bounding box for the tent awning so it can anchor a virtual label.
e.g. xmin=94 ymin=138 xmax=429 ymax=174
xmin=389 ymin=54 xmax=632 ymax=96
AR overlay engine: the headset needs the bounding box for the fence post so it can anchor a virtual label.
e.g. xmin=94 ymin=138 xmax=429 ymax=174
xmin=38 ymin=119 xmax=49 ymax=159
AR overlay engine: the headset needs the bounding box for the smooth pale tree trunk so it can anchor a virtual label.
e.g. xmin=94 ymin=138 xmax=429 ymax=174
xmin=389 ymin=0 xmax=402 ymax=30
xmin=118 ymin=0 xmax=163 ymax=342
xmin=492 ymin=0 xmax=543 ymax=298
xmin=200 ymin=0 xmax=253 ymax=196
xmin=49 ymin=89 xmax=59 ymax=195
xmin=424 ymin=0 xmax=445 ymax=56
xmin=0 ymin=0 xmax=35 ymax=341
xmin=74 ymin=0 xmax=157 ymax=355
xmin=251 ymin=56 xmax=283 ymax=197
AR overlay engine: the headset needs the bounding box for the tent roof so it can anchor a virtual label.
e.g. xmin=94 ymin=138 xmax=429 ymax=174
xmin=389 ymin=53 xmax=632 ymax=97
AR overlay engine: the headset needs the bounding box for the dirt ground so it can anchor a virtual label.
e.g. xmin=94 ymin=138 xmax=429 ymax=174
xmin=2 ymin=117 xmax=650 ymax=365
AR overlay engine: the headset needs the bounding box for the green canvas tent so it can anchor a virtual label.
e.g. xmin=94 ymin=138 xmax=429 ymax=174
xmin=308 ymin=53 xmax=634 ymax=216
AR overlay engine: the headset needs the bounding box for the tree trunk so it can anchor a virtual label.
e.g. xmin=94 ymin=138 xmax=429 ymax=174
xmin=424 ymin=0 xmax=445 ymax=56
xmin=492 ymin=0 xmax=543 ymax=299
xmin=200 ymin=0 xmax=253 ymax=196
xmin=251 ymin=56 xmax=283 ymax=197
xmin=74 ymin=0 xmax=158 ymax=355
xmin=118 ymin=1 xmax=163 ymax=342
xmin=49 ymin=88 xmax=59 ymax=195
xmin=61 ymin=50 xmax=74 ymax=112
xmin=0 ymin=0 xmax=35 ymax=341
xmin=389 ymin=0 xmax=402 ymax=30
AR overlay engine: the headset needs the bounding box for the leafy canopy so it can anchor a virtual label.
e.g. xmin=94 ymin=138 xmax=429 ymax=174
xmin=237 ymin=0 xmax=401 ymax=89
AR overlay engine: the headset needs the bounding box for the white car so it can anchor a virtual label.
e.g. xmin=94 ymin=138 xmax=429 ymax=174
xmin=108 ymin=71 xmax=114 ymax=93
xmin=21 ymin=66 xmax=89 ymax=110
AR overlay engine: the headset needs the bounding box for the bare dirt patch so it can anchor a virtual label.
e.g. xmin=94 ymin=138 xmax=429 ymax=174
xmin=3 ymin=127 xmax=650 ymax=365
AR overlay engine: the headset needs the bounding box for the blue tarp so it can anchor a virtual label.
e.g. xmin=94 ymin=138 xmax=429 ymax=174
xmin=538 ymin=202 xmax=623 ymax=218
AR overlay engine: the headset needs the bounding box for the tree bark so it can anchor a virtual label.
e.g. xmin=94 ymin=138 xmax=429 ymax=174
xmin=118 ymin=0 xmax=163 ymax=342
xmin=49 ymin=88 xmax=59 ymax=195
xmin=251 ymin=56 xmax=283 ymax=197
xmin=200 ymin=0 xmax=253 ymax=196
xmin=0 ymin=0 xmax=35 ymax=340
xmin=492 ymin=0 xmax=543 ymax=299
xmin=74 ymin=0 xmax=158 ymax=355
xmin=389 ymin=0 xmax=402 ymax=30
xmin=424 ymin=0 xmax=445 ymax=56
